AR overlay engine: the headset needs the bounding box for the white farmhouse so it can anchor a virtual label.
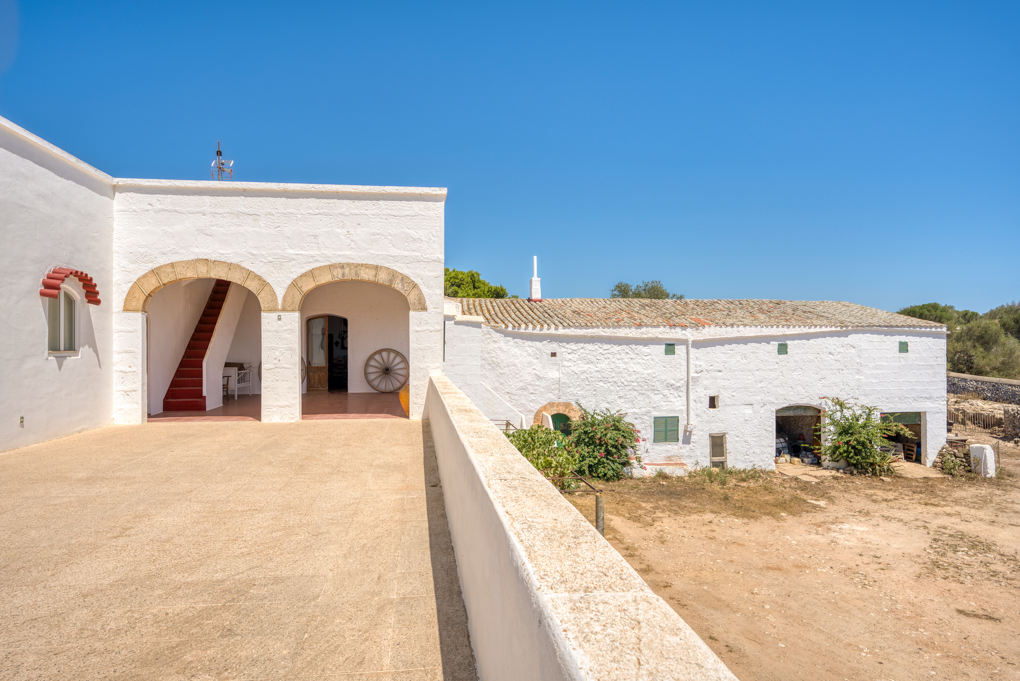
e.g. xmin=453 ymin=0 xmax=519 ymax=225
xmin=0 ymin=115 xmax=947 ymax=467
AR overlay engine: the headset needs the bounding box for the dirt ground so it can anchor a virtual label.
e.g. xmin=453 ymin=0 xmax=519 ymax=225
xmin=568 ymin=434 xmax=1020 ymax=681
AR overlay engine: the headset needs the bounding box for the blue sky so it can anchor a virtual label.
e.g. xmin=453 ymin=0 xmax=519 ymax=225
xmin=1 ymin=1 xmax=1017 ymax=311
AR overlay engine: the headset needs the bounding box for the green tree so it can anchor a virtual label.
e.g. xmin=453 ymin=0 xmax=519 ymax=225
xmin=985 ymin=302 xmax=1020 ymax=342
xmin=610 ymin=280 xmax=683 ymax=300
xmin=444 ymin=268 xmax=510 ymax=298
xmin=897 ymin=302 xmax=977 ymax=329
xmin=947 ymin=318 xmax=1020 ymax=378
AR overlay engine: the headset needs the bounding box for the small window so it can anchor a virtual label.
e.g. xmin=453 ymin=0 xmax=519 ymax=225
xmin=709 ymin=395 xmax=719 ymax=409
xmin=710 ymin=434 xmax=727 ymax=469
xmin=899 ymin=341 xmax=909 ymax=353
xmin=664 ymin=343 xmax=675 ymax=356
xmin=550 ymin=352 xmax=557 ymax=358
xmin=777 ymin=342 xmax=788 ymax=355
xmin=48 ymin=289 xmax=77 ymax=353
xmin=653 ymin=416 xmax=680 ymax=443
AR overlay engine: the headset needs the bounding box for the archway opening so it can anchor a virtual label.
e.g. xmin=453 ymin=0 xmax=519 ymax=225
xmin=300 ymin=280 xmax=409 ymax=419
xmin=775 ymin=405 xmax=821 ymax=464
xmin=146 ymin=278 xmax=263 ymax=422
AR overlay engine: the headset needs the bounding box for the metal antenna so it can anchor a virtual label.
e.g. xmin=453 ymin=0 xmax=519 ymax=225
xmin=211 ymin=141 xmax=234 ymax=180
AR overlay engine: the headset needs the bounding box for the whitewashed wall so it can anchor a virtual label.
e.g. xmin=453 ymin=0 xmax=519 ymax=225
xmin=446 ymin=322 xmax=948 ymax=468
xmin=300 ymin=281 xmax=410 ymax=394
xmin=145 ymin=278 xmax=215 ymax=414
xmin=0 ymin=118 xmax=115 ymax=452
xmin=226 ymin=290 xmax=263 ymax=394
xmin=112 ymin=180 xmax=445 ymax=421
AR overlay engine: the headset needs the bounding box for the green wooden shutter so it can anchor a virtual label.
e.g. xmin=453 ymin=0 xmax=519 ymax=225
xmin=899 ymin=341 xmax=909 ymax=353
xmin=653 ymin=417 xmax=666 ymax=443
xmin=778 ymin=342 xmax=788 ymax=355
xmin=665 ymin=343 xmax=675 ymax=355
xmin=665 ymin=417 xmax=679 ymax=442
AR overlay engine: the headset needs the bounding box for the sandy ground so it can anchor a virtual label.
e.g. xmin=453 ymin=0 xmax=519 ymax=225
xmin=569 ymin=436 xmax=1020 ymax=681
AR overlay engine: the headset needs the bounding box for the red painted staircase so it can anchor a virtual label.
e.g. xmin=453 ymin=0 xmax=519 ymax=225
xmin=162 ymin=279 xmax=231 ymax=412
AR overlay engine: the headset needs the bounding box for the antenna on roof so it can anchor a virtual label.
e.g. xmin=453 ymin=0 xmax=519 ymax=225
xmin=211 ymin=141 xmax=234 ymax=181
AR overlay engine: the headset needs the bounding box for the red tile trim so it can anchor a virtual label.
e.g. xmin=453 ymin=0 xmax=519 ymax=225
xmin=39 ymin=267 xmax=101 ymax=305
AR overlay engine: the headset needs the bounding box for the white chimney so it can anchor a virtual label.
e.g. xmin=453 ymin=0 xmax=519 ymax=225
xmin=529 ymin=256 xmax=542 ymax=302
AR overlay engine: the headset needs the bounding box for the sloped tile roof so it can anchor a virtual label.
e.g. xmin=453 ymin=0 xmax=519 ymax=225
xmin=452 ymin=298 xmax=944 ymax=331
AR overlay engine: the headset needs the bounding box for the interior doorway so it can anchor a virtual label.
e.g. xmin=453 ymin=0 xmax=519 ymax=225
xmin=306 ymin=315 xmax=348 ymax=392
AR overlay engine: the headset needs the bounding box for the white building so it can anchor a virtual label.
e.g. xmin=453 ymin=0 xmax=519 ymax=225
xmin=1 ymin=115 xmax=947 ymax=466
xmin=442 ymin=293 xmax=948 ymax=469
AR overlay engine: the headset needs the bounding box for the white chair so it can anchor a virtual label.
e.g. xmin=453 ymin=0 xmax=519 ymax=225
xmin=235 ymin=364 xmax=253 ymax=398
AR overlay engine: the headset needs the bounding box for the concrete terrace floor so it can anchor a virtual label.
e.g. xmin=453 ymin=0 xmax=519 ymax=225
xmin=0 ymin=420 xmax=476 ymax=680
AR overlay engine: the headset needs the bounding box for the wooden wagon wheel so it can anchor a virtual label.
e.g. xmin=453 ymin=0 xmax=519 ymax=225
xmin=364 ymin=349 xmax=409 ymax=393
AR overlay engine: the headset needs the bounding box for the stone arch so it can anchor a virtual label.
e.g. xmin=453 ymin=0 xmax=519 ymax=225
xmin=122 ymin=259 xmax=279 ymax=312
xmin=281 ymin=263 xmax=427 ymax=312
xmin=533 ymin=401 xmax=583 ymax=427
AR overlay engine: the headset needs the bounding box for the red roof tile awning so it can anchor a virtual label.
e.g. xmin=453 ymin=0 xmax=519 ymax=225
xmin=39 ymin=267 xmax=101 ymax=305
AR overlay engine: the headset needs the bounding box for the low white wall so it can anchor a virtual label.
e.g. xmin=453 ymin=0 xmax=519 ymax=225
xmin=226 ymin=290 xmax=264 ymax=394
xmin=0 ymin=117 xmax=115 ymax=452
xmin=300 ymin=280 xmax=410 ymax=394
xmin=145 ymin=279 xmax=215 ymax=414
xmin=424 ymin=374 xmax=737 ymax=681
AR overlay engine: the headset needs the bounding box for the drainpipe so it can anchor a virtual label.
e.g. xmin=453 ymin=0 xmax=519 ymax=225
xmin=685 ymin=338 xmax=693 ymax=432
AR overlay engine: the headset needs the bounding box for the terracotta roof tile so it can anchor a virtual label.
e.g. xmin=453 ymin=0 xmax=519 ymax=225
xmin=451 ymin=298 xmax=944 ymax=331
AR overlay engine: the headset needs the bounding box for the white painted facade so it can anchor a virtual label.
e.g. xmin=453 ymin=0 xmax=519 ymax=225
xmin=0 ymin=118 xmax=115 ymax=452
xmin=444 ymin=314 xmax=948 ymax=468
xmin=1 ymin=115 xmax=444 ymax=451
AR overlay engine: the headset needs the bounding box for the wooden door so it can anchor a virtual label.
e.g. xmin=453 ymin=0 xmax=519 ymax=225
xmin=306 ymin=316 xmax=328 ymax=392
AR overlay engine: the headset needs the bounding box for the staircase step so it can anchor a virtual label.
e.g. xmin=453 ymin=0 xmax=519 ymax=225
xmin=162 ymin=279 xmax=232 ymax=412
xmin=163 ymin=397 xmax=207 ymax=412
xmin=167 ymin=387 xmax=203 ymax=400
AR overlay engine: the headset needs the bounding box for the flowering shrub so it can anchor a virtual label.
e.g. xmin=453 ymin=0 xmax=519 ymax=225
xmin=815 ymin=397 xmax=910 ymax=476
xmin=567 ymin=404 xmax=639 ymax=481
xmin=506 ymin=425 xmax=577 ymax=490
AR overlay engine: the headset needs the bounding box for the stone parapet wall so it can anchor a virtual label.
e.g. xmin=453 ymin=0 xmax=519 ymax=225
xmin=948 ymin=372 xmax=1020 ymax=405
xmin=424 ymin=374 xmax=737 ymax=681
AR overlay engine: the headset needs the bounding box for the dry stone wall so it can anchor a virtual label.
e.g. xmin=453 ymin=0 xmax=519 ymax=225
xmin=948 ymin=373 xmax=1020 ymax=405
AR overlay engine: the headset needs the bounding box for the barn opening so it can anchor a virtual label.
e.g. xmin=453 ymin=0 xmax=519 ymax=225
xmin=775 ymin=405 xmax=821 ymax=463
xmin=881 ymin=412 xmax=924 ymax=462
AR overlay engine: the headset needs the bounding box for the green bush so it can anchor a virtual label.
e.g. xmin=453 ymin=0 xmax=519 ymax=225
xmin=567 ymin=405 xmax=639 ymax=481
xmin=506 ymin=426 xmax=576 ymax=489
xmin=815 ymin=398 xmax=910 ymax=476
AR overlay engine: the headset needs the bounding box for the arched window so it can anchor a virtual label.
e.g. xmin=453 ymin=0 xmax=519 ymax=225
xmin=48 ymin=287 xmax=77 ymax=353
